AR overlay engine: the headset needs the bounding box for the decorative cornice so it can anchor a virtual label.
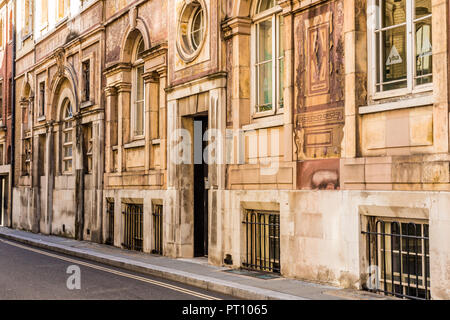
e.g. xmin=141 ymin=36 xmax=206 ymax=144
xmin=221 ymin=16 xmax=252 ymax=40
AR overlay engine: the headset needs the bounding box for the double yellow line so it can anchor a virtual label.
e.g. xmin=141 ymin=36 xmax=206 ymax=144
xmin=1 ymin=239 xmax=221 ymax=300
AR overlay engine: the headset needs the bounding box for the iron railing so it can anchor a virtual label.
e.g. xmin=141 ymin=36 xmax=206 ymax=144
xmin=105 ymin=200 xmax=114 ymax=245
xmin=122 ymin=203 xmax=143 ymax=252
xmin=242 ymin=210 xmax=280 ymax=273
xmin=152 ymin=204 xmax=163 ymax=255
xmin=362 ymin=219 xmax=430 ymax=300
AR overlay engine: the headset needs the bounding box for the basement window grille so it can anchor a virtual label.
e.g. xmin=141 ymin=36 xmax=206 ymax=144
xmin=242 ymin=210 xmax=280 ymax=273
xmin=151 ymin=204 xmax=163 ymax=255
xmin=122 ymin=203 xmax=143 ymax=252
xmin=362 ymin=218 xmax=430 ymax=300
xmin=105 ymin=200 xmax=114 ymax=246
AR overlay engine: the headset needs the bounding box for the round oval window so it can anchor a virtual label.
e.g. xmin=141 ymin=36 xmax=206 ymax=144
xmin=177 ymin=1 xmax=206 ymax=62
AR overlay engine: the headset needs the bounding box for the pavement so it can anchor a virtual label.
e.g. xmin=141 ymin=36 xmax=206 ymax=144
xmin=0 ymin=226 xmax=392 ymax=300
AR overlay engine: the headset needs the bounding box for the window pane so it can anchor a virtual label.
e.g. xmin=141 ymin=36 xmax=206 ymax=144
xmin=64 ymin=159 xmax=72 ymax=172
xmin=257 ymin=0 xmax=274 ymax=13
xmin=258 ymin=19 xmax=272 ymax=62
xmin=415 ymin=0 xmax=431 ymax=19
xmin=134 ymin=65 xmax=144 ymax=136
xmin=135 ymin=101 xmax=144 ymax=136
xmin=415 ymin=18 xmax=432 ymax=85
xmin=278 ymin=15 xmax=285 ymax=56
xmin=137 ymin=39 xmax=145 ymax=60
xmin=278 ymin=58 xmax=284 ymax=108
xmin=381 ymin=25 xmax=407 ymax=90
xmin=136 ymin=66 xmax=144 ymax=101
xmin=258 ymin=62 xmax=272 ymax=111
xmin=382 ymin=0 xmax=406 ymax=28
xmin=64 ymin=131 xmax=71 ymax=143
xmin=191 ymin=8 xmax=204 ymax=50
xmin=64 ymin=146 xmax=72 ymax=158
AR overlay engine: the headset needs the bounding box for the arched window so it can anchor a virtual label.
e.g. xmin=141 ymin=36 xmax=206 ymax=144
xmin=131 ymin=37 xmax=145 ymax=138
xmin=253 ymin=0 xmax=284 ymax=114
xmin=62 ymin=100 xmax=73 ymax=173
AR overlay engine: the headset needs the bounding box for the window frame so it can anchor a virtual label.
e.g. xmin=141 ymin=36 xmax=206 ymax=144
xmin=131 ymin=38 xmax=145 ymax=141
xmin=364 ymin=216 xmax=431 ymax=300
xmin=22 ymin=0 xmax=33 ymax=38
xmin=22 ymin=138 xmax=32 ymax=176
xmin=56 ymin=0 xmax=69 ymax=22
xmin=62 ymin=100 xmax=73 ymax=174
xmin=38 ymin=81 xmax=45 ymax=118
xmin=367 ymin=0 xmax=433 ymax=101
xmin=251 ymin=2 xmax=284 ymax=118
xmin=176 ymin=0 xmax=208 ymax=63
xmin=81 ymin=55 xmax=95 ymax=106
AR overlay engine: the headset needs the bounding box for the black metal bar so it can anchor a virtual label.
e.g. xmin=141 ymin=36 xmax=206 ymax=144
xmin=122 ymin=204 xmax=143 ymax=252
xmin=390 ymin=222 xmax=394 ymax=296
xmin=393 ymin=221 xmax=401 ymax=296
xmin=406 ymin=223 xmax=411 ymax=297
xmin=245 ymin=214 xmax=249 ymax=270
xmin=263 ymin=213 xmax=266 ymax=271
xmin=106 ymin=201 xmax=114 ymax=245
xmin=242 ymin=210 xmax=280 ymax=274
xmin=424 ymin=225 xmax=429 ymax=299
xmin=361 ymin=219 xmax=430 ymax=300
xmin=151 ymin=204 xmax=163 ymax=255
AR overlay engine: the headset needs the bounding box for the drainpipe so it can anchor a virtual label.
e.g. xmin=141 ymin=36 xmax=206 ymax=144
xmin=10 ymin=15 xmax=16 ymax=228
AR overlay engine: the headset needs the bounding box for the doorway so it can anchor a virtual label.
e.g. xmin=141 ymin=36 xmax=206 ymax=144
xmin=193 ymin=115 xmax=208 ymax=257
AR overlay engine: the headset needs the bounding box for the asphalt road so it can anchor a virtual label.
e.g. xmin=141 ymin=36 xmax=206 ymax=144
xmin=0 ymin=239 xmax=236 ymax=300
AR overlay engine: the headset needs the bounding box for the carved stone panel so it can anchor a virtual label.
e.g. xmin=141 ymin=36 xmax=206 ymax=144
xmin=294 ymin=0 xmax=345 ymax=161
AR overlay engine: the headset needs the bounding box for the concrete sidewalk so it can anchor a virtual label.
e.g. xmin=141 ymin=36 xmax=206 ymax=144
xmin=0 ymin=227 xmax=390 ymax=300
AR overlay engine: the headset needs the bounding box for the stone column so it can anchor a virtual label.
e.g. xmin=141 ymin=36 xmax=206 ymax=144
xmin=105 ymin=86 xmax=117 ymax=173
xmin=223 ymin=17 xmax=251 ymax=165
xmin=157 ymin=67 xmax=167 ymax=172
xmin=31 ymin=133 xmax=40 ymax=233
xmin=280 ymin=1 xmax=294 ymax=162
xmin=167 ymin=99 xmax=178 ymax=189
xmin=45 ymin=121 xmax=54 ymax=234
xmin=92 ymin=118 xmax=104 ymax=243
xmin=117 ymin=83 xmax=132 ymax=173
xmin=74 ymin=113 xmax=85 ymax=241
xmin=431 ymin=0 xmax=449 ymax=153
xmin=342 ymin=0 xmax=364 ymax=159
xmin=143 ymin=73 xmax=159 ymax=172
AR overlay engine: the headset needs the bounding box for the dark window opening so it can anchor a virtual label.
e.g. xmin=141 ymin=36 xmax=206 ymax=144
xmin=362 ymin=217 xmax=431 ymax=300
xmin=39 ymin=82 xmax=45 ymax=117
xmin=122 ymin=203 xmax=143 ymax=252
xmin=82 ymin=60 xmax=90 ymax=102
xmin=106 ymin=200 xmax=114 ymax=245
xmin=152 ymin=204 xmax=163 ymax=255
xmin=83 ymin=123 xmax=93 ymax=173
xmin=243 ymin=210 xmax=280 ymax=273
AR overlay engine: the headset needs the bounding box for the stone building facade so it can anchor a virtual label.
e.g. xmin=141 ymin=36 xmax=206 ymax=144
xmin=0 ymin=0 xmax=14 ymax=228
xmin=10 ymin=0 xmax=450 ymax=300
xmin=13 ymin=0 xmax=105 ymax=240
